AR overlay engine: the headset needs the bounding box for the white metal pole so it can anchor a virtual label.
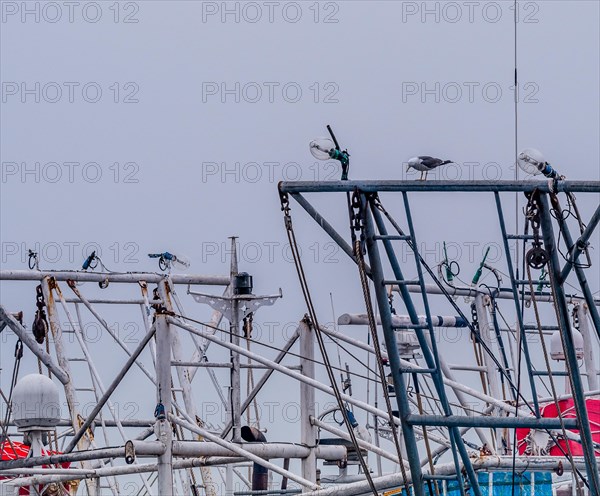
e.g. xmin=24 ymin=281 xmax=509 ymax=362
xmin=474 ymin=294 xmax=503 ymax=450
xmin=577 ymin=303 xmax=599 ymax=390
xmin=226 ymin=464 xmax=233 ymax=496
xmin=229 ymin=237 xmax=242 ymax=443
xmin=0 ymin=270 xmax=229 ymax=285
xmin=299 ymin=319 xmax=317 ymax=488
xmin=155 ymin=313 xmax=174 ymax=496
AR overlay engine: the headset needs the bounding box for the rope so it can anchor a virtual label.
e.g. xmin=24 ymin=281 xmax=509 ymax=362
xmin=354 ymin=239 xmax=411 ymax=493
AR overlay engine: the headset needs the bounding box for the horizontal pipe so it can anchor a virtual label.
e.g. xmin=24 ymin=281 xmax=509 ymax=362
xmin=1 ymin=456 xmax=246 ymax=488
xmin=397 ymin=284 xmax=600 ymax=307
xmin=448 ymin=364 xmax=488 ymax=373
xmin=338 ymin=313 xmax=467 ymax=327
xmin=0 ymin=441 xmax=165 ymax=471
xmin=0 ymin=270 xmax=229 ymax=285
xmin=64 ymin=298 xmax=147 ymax=304
xmin=2 ymin=419 xmax=155 ymax=428
xmin=172 ymin=441 xmax=345 ymax=460
xmin=405 ymin=414 xmax=578 ymax=429
xmin=172 ymin=362 xmax=301 ymax=370
xmin=0 ymin=468 xmax=94 ymax=476
xmin=279 ymin=180 xmax=600 ymax=194
xmin=234 ymin=491 xmax=302 ymax=496
xmin=538 ymin=390 xmax=600 ymax=403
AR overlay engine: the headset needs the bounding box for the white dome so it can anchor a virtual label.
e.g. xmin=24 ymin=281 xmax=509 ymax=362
xmin=11 ymin=374 xmax=61 ymax=430
xmin=550 ymin=329 xmax=584 ymax=361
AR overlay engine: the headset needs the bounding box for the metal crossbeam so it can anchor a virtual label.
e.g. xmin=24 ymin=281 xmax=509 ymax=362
xmin=279 ymin=180 xmax=600 ymax=194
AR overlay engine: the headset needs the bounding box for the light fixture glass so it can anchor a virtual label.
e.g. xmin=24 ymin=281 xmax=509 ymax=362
xmin=309 ymin=137 xmax=334 ymax=161
xmin=171 ymin=253 xmax=191 ymax=268
xmin=518 ymin=148 xmax=546 ymax=176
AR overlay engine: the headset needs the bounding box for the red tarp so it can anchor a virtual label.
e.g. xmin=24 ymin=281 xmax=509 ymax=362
xmin=516 ymin=398 xmax=600 ymax=456
xmin=0 ymin=440 xmax=71 ymax=495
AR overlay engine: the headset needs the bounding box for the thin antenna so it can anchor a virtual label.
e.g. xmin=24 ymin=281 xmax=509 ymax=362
xmin=514 ymin=0 xmax=520 ymax=270
xmin=512 ymin=9 xmax=522 ymax=487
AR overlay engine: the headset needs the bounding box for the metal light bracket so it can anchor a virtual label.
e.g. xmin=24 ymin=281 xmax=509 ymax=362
xmin=188 ymin=288 xmax=282 ymax=322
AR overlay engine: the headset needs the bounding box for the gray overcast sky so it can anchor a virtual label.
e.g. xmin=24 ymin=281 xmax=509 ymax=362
xmin=1 ymin=0 xmax=599 ymax=489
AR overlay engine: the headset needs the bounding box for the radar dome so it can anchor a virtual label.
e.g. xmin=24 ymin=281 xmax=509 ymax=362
xmin=550 ymin=329 xmax=584 ymax=361
xmin=11 ymin=374 xmax=60 ymax=431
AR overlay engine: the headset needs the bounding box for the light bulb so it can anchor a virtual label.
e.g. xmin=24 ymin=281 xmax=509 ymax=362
xmin=309 ymin=137 xmax=334 ymax=161
xmin=518 ymin=148 xmax=546 ymax=176
xmin=172 ymin=254 xmax=191 ymax=268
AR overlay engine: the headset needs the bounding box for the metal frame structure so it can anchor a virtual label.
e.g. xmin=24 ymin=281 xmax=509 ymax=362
xmin=278 ymin=179 xmax=600 ymax=496
xmin=0 ymin=179 xmax=598 ymax=496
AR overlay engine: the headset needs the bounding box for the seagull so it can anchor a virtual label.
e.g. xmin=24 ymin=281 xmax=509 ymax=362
xmin=406 ymin=156 xmax=453 ymax=180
